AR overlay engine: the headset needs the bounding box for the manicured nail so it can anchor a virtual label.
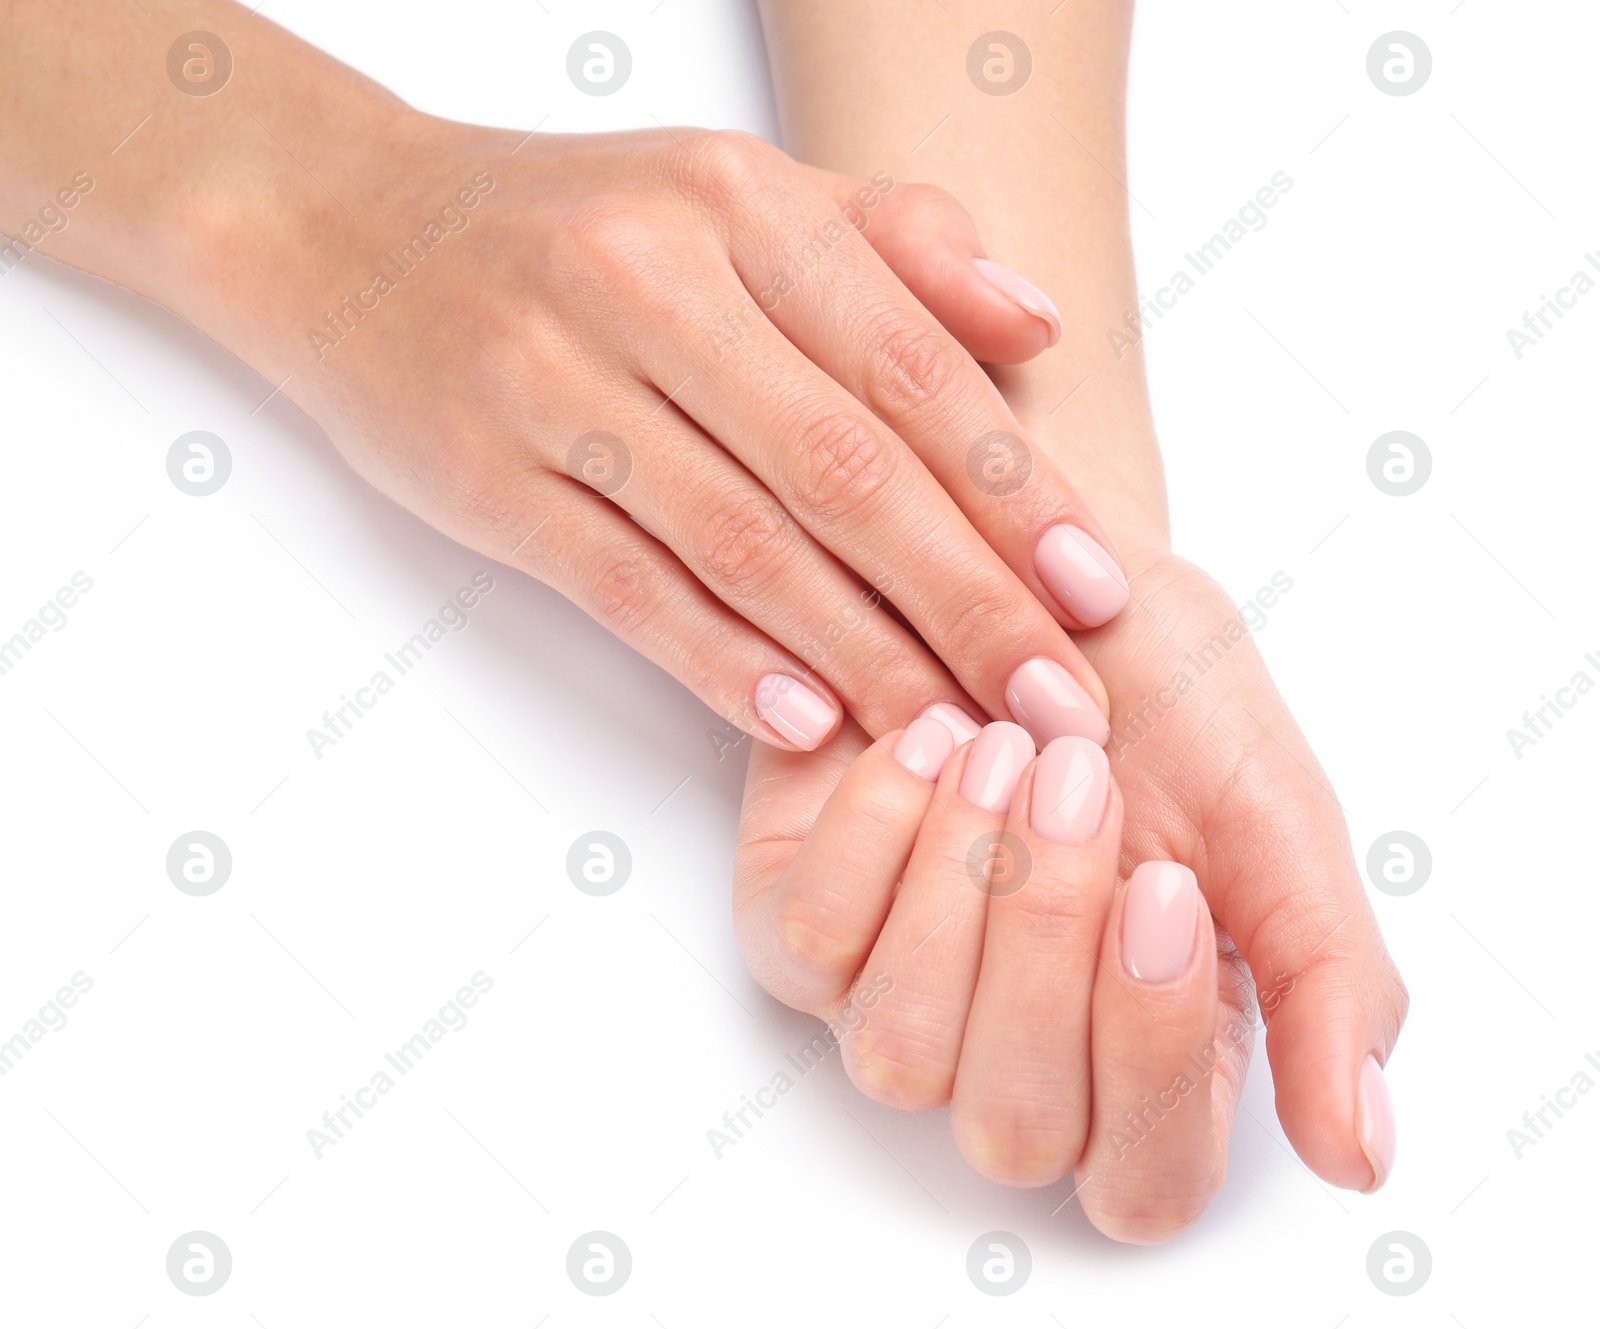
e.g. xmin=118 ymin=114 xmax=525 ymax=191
xmin=920 ymin=702 xmax=983 ymax=746
xmin=972 ymin=258 xmax=1062 ymax=345
xmin=1034 ymin=524 xmax=1130 ymax=627
xmin=1004 ymin=658 xmax=1110 ymax=747
xmin=892 ymin=716 xmax=956 ymax=781
xmin=957 ymin=721 xmax=1036 ymax=812
xmin=754 ymin=673 xmax=838 ymax=750
xmin=1029 ymin=736 xmax=1110 ymax=843
xmin=1356 ymin=1053 xmax=1397 ymax=1193
xmin=1122 ymin=861 xmax=1199 ymax=983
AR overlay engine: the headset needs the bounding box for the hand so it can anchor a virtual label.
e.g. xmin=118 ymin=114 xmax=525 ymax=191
xmin=1072 ymin=545 xmax=1408 ymax=1202
xmin=735 ymin=716 xmax=1246 ymax=1242
xmin=10 ymin=2 xmax=1132 ymax=751
xmin=735 ymin=550 xmax=1408 ymax=1238
xmin=267 ymin=122 xmax=1128 ymax=750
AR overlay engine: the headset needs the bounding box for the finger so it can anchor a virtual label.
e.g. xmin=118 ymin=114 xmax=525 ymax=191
xmin=462 ymin=466 xmax=843 ymax=751
xmin=1075 ymin=862 xmax=1225 ymax=1243
xmin=708 ymin=148 xmax=1130 ymax=633
xmin=578 ymin=392 xmax=977 ymax=737
xmin=843 ymin=721 xmax=1037 ymax=1108
xmin=733 ymin=719 xmax=956 ymax=1018
xmin=650 ymin=291 xmax=1112 ymax=743
xmin=801 ymin=167 xmax=1060 ymax=365
xmin=1110 ymin=665 xmax=1408 ymax=1193
xmin=950 ymin=736 xmax=1121 ymax=1186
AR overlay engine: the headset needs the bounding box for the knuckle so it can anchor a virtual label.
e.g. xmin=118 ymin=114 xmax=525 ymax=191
xmin=683 ymin=128 xmax=785 ymax=200
xmin=893 ymin=181 xmax=972 ymax=235
xmin=587 ymin=551 xmax=663 ymax=637
xmin=1000 ymin=875 xmax=1102 ymax=946
xmin=773 ymin=893 xmax=863 ymax=981
xmin=860 ymin=308 xmax=966 ymax=418
xmin=846 ymin=1025 xmax=955 ymax=1110
xmin=545 ymin=195 xmax=676 ymax=301
xmin=1083 ymin=1180 xmax=1216 ymax=1245
xmin=935 ymin=579 xmax=1024 ymax=677
xmin=788 ymin=409 xmax=898 ymax=523
xmin=954 ymin=1112 xmax=1080 ymax=1187
xmin=691 ymin=492 xmax=794 ymax=597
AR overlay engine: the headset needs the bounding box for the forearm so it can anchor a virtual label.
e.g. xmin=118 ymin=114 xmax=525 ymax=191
xmin=759 ymin=0 xmax=1169 ymax=554
xmin=0 ymin=0 xmax=438 ymax=389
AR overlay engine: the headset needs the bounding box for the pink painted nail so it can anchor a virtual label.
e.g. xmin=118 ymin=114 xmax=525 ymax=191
xmin=972 ymin=258 xmax=1062 ymax=345
xmin=1356 ymin=1053 xmax=1397 ymax=1192
xmin=957 ymin=721 xmax=1036 ymax=813
xmin=1122 ymin=861 xmax=1199 ymax=983
xmin=1029 ymin=736 xmax=1110 ymax=843
xmin=920 ymin=702 xmax=983 ymax=747
xmin=1004 ymin=658 xmax=1110 ymax=747
xmin=754 ymin=673 xmax=838 ymax=750
xmin=892 ymin=716 xmax=956 ymax=782
xmin=1034 ymin=524 xmax=1130 ymax=627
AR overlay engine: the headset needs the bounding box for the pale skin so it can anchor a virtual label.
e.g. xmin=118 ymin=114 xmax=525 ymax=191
xmin=1 ymin=0 xmax=1407 ymax=1241
xmin=737 ymin=0 xmax=1407 ymax=1238
xmin=0 ymin=0 xmax=1126 ymax=754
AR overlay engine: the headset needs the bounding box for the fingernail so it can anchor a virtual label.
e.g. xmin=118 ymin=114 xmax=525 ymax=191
xmin=1122 ymin=861 xmax=1199 ymax=983
xmin=1356 ymin=1053 xmax=1397 ymax=1193
xmin=972 ymin=258 xmax=1062 ymax=345
xmin=1034 ymin=524 xmax=1130 ymax=627
xmin=892 ymin=716 xmax=956 ymax=781
xmin=920 ymin=701 xmax=983 ymax=746
xmin=957 ymin=721 xmax=1036 ymax=813
xmin=1029 ymin=736 xmax=1110 ymax=843
xmin=1005 ymin=658 xmax=1110 ymax=747
xmin=754 ymin=673 xmax=838 ymax=750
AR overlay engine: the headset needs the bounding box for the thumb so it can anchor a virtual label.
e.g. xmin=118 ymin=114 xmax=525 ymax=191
xmin=1197 ymin=720 xmax=1410 ymax=1193
xmin=801 ymin=166 xmax=1063 ymax=365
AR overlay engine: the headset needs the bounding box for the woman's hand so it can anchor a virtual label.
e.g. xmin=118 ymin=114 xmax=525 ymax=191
xmin=734 ymin=547 xmax=1408 ymax=1239
xmin=2 ymin=0 xmax=1132 ymax=750
xmin=735 ymin=717 xmax=1253 ymax=1243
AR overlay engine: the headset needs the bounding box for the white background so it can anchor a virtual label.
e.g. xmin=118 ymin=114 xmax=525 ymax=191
xmin=1 ymin=0 xmax=1594 ymax=1323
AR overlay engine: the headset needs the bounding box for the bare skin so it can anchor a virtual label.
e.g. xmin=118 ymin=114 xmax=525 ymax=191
xmin=0 ymin=0 xmax=1127 ymax=752
xmin=742 ymin=0 xmax=1408 ymax=1235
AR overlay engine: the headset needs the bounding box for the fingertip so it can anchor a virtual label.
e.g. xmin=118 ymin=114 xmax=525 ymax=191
xmin=971 ymin=257 xmax=1062 ymax=348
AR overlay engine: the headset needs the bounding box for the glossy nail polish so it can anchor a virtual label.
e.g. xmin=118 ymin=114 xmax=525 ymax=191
xmin=920 ymin=702 xmax=983 ymax=746
xmin=1029 ymin=736 xmax=1110 ymax=843
xmin=1004 ymin=658 xmax=1111 ymax=747
xmin=972 ymin=258 xmax=1062 ymax=345
xmin=892 ymin=716 xmax=956 ymax=781
xmin=1034 ymin=524 xmax=1130 ymax=626
xmin=957 ymin=721 xmax=1036 ymax=813
xmin=754 ymin=673 xmax=838 ymax=751
xmin=1122 ymin=861 xmax=1199 ymax=983
xmin=1356 ymin=1053 xmax=1397 ymax=1192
